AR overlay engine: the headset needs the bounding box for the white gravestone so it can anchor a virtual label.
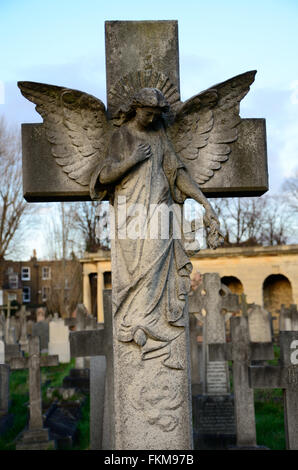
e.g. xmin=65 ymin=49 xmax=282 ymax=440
xmin=248 ymin=304 xmax=272 ymax=343
xmin=48 ymin=318 xmax=70 ymax=363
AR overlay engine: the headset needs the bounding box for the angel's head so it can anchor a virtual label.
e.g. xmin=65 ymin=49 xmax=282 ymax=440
xmin=117 ymin=88 xmax=170 ymax=128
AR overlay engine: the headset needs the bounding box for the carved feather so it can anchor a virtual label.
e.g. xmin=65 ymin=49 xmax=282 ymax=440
xmin=167 ymin=70 xmax=256 ymax=185
xmin=17 ymin=81 xmax=111 ymax=187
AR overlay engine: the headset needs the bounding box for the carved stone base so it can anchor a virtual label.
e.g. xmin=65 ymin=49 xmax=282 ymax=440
xmin=113 ymin=328 xmax=193 ymax=450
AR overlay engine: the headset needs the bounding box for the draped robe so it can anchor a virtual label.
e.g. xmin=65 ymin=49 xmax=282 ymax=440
xmin=92 ymin=121 xmax=193 ymax=369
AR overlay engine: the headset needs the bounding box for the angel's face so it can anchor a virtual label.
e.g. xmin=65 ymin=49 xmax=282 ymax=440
xmin=134 ymin=106 xmax=162 ymax=129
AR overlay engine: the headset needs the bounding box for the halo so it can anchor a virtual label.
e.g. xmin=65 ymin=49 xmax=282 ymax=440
xmin=108 ymin=70 xmax=181 ymax=118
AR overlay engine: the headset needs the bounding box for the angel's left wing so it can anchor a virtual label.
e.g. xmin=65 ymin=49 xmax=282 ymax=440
xmin=167 ymin=71 xmax=256 ymax=184
xmin=18 ymin=81 xmax=111 ymax=188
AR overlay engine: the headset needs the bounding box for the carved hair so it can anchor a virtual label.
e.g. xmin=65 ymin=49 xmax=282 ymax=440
xmin=113 ymin=87 xmax=170 ymax=125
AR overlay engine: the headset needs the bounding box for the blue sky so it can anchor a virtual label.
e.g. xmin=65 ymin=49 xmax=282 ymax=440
xmin=1 ymin=0 xmax=298 ymax=257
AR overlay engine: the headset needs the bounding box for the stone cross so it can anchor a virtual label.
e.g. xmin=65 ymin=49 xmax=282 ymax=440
xmin=249 ymin=331 xmax=298 ymax=450
xmin=9 ymin=336 xmax=59 ymax=450
xmin=209 ymin=315 xmax=274 ymax=448
xmin=189 ymin=272 xmax=240 ymax=394
xmin=16 ymin=306 xmax=31 ymax=353
xmin=19 ymin=21 xmax=267 ymax=450
xmin=4 ymin=302 xmax=22 ymax=362
xmin=69 ymin=290 xmax=113 ymax=449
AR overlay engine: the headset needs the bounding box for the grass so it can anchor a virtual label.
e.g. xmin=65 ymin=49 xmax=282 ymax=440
xmin=255 ymin=396 xmax=285 ymax=450
xmin=0 ymin=343 xmax=287 ymax=451
xmin=0 ymin=358 xmax=91 ymax=450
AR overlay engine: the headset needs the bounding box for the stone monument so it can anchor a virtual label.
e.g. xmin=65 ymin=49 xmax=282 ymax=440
xmin=18 ymin=20 xmax=267 ymax=450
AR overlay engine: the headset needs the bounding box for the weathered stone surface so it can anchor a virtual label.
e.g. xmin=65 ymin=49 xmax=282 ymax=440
xmin=279 ymin=304 xmax=298 ymax=332
xmin=105 ymin=21 xmax=180 ymax=110
xmin=32 ymin=320 xmax=49 ymax=352
xmin=22 ymin=119 xmax=267 ymax=202
xmin=248 ymin=304 xmax=272 ymax=343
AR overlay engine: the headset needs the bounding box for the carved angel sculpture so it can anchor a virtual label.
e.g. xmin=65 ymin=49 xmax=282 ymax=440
xmin=18 ymin=70 xmax=256 ymax=368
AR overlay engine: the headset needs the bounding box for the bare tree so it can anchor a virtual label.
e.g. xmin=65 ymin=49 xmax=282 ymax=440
xmin=282 ymin=170 xmax=298 ymax=215
xmin=45 ymin=259 xmax=82 ymax=317
xmin=44 ymin=202 xmax=82 ymax=259
xmin=0 ymin=117 xmax=31 ymax=259
xmin=72 ymin=200 xmax=110 ymax=253
xmin=209 ymin=194 xmax=291 ymax=247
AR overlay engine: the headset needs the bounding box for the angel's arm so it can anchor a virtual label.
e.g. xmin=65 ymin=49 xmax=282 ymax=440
xmin=99 ymin=134 xmax=152 ymax=184
xmin=176 ymin=168 xmax=216 ymax=216
xmin=176 ymin=167 xmax=223 ymax=249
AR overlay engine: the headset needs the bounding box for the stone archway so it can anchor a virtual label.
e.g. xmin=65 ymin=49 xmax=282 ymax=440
xmin=263 ymin=274 xmax=293 ymax=314
xmin=221 ymin=276 xmax=244 ymax=295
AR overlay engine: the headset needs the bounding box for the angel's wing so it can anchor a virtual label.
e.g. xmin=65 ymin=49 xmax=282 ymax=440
xmin=167 ymin=71 xmax=256 ymax=184
xmin=18 ymin=81 xmax=110 ymax=186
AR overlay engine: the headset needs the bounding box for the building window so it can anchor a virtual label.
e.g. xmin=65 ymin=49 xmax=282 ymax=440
xmin=7 ymin=293 xmax=17 ymax=302
xmin=42 ymin=286 xmax=50 ymax=301
xmin=21 ymin=267 xmax=31 ymax=281
xmin=23 ymin=287 xmax=31 ymax=303
xmin=9 ymin=274 xmax=18 ymax=289
xmin=42 ymin=267 xmax=51 ymax=280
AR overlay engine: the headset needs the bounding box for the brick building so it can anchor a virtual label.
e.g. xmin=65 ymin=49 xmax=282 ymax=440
xmin=0 ymin=251 xmax=82 ymax=316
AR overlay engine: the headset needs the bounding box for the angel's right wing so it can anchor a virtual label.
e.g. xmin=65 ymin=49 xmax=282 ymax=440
xmin=18 ymin=81 xmax=111 ymax=187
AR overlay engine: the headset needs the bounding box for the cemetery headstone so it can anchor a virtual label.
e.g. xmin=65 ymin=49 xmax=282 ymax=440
xmin=63 ymin=304 xmax=96 ymax=391
xmin=19 ymin=19 xmax=267 ymax=450
xmin=4 ymin=303 xmax=22 ymax=361
xmin=9 ymin=336 xmax=59 ymax=450
xmin=249 ymin=331 xmax=298 ymax=450
xmin=248 ymin=304 xmax=272 ymax=343
xmin=279 ymin=305 xmax=298 ymax=332
xmin=209 ymin=315 xmax=274 ymax=448
xmin=32 ymin=320 xmax=49 ymax=353
xmin=48 ymin=317 xmax=70 ymax=363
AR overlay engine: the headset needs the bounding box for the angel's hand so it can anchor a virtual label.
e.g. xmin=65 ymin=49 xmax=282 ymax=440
xmin=133 ymin=143 xmax=152 ymax=163
xmin=203 ymin=207 xmax=224 ymax=249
